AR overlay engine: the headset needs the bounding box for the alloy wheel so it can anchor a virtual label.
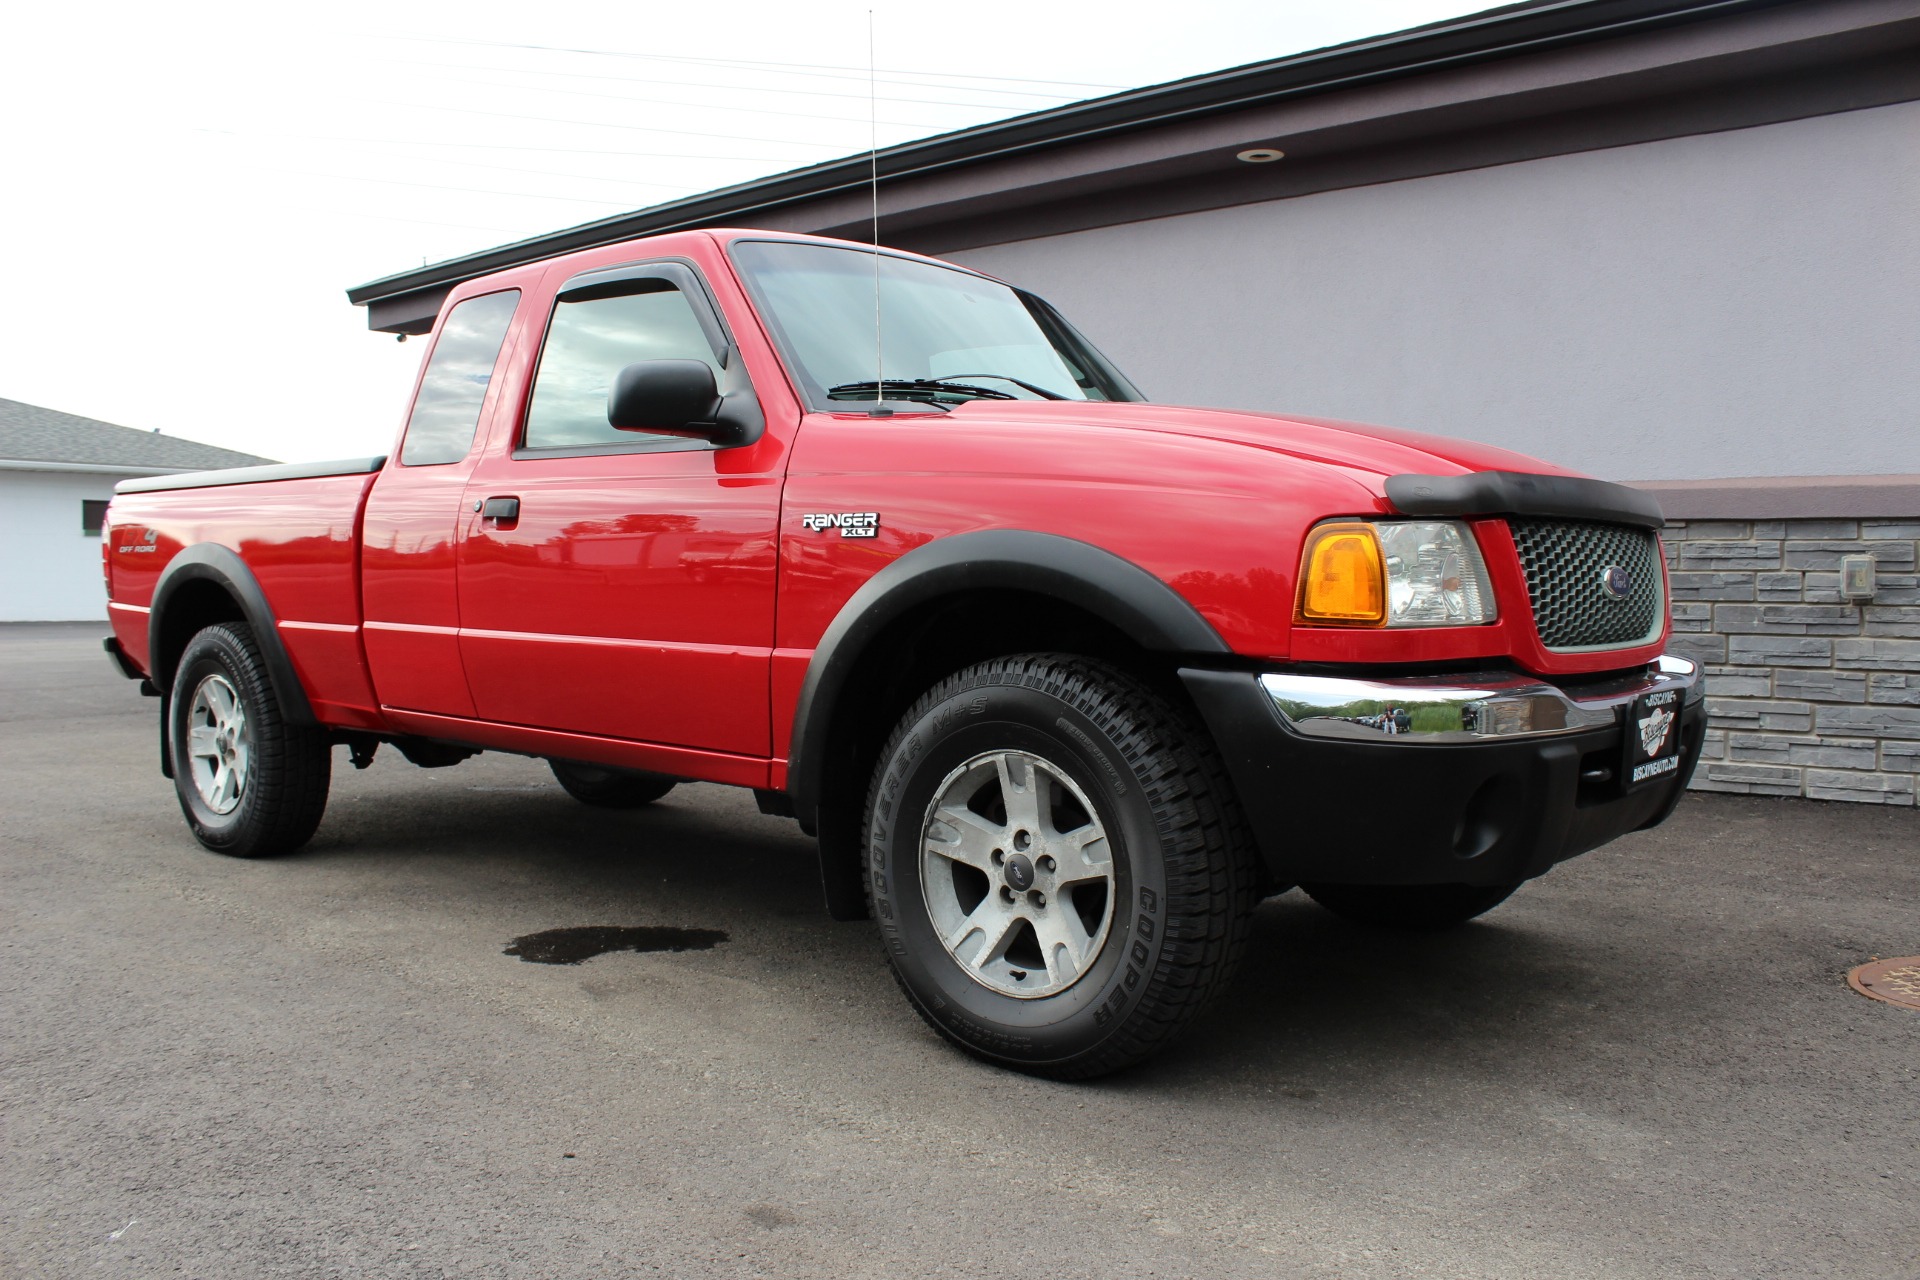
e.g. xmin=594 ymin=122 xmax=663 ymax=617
xmin=918 ymin=749 xmax=1117 ymax=998
xmin=185 ymin=674 xmax=252 ymax=815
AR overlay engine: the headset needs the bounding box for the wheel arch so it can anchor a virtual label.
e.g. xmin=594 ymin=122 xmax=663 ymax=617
xmin=786 ymin=530 xmax=1230 ymax=919
xmin=150 ymin=545 xmax=316 ymax=725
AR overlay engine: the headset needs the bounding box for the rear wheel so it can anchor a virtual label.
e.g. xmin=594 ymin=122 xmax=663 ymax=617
xmin=866 ymin=655 xmax=1259 ymax=1080
xmin=548 ymin=759 xmax=677 ymax=808
xmin=169 ymin=622 xmax=331 ymax=857
xmin=1300 ymin=881 xmax=1520 ymax=930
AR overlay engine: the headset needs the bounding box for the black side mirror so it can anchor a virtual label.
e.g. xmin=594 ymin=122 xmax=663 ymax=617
xmin=607 ymin=359 xmax=723 ymax=439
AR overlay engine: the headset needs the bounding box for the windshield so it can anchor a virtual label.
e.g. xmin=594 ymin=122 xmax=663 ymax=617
xmin=729 ymin=240 xmax=1142 ymax=409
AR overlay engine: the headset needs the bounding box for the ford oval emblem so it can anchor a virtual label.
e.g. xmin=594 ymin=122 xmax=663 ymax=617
xmin=1601 ymin=565 xmax=1633 ymax=599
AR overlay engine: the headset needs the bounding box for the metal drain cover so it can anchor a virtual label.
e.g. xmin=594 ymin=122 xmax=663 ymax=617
xmin=1848 ymin=958 xmax=1920 ymax=1011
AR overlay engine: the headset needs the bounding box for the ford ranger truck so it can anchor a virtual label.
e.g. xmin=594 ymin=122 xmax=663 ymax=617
xmin=101 ymin=229 xmax=1705 ymax=1079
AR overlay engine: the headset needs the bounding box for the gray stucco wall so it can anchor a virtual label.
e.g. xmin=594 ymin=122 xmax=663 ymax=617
xmin=950 ymin=99 xmax=1920 ymax=484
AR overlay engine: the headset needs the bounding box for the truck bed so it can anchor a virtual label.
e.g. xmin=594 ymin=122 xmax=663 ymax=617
xmin=107 ymin=459 xmax=387 ymax=727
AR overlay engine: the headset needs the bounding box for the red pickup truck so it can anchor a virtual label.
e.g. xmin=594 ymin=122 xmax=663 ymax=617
xmin=103 ymin=228 xmax=1704 ymax=1077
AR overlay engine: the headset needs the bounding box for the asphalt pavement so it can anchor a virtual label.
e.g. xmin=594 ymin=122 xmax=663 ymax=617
xmin=3 ymin=622 xmax=1916 ymax=1279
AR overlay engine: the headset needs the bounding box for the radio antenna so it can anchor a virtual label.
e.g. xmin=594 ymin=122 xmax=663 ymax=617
xmin=868 ymin=10 xmax=885 ymax=412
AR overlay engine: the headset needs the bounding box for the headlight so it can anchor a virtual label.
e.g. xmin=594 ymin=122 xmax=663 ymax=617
xmin=1296 ymin=520 xmax=1496 ymax=627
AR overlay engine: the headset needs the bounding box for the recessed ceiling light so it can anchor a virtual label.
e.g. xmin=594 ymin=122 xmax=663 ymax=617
xmin=1236 ymin=148 xmax=1285 ymax=163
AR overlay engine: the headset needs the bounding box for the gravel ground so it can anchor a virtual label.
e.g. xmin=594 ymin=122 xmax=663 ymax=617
xmin=3 ymin=622 xmax=1916 ymax=1279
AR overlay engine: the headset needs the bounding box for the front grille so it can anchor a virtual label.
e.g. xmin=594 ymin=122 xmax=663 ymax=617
xmin=1508 ymin=518 xmax=1663 ymax=651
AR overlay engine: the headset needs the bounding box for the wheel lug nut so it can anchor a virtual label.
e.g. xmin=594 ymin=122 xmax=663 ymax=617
xmin=1039 ymin=856 xmax=1055 ymax=872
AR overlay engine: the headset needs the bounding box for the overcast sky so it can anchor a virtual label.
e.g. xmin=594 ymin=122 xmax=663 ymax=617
xmin=3 ymin=0 xmax=1491 ymax=462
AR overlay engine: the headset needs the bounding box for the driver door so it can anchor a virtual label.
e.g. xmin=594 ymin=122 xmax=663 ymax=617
xmin=453 ymin=261 xmax=780 ymax=762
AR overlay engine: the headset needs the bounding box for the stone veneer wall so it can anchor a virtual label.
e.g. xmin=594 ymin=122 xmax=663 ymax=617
xmin=1660 ymin=518 xmax=1920 ymax=805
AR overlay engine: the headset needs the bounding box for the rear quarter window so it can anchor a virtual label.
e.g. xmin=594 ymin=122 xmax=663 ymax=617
xmin=400 ymin=289 xmax=521 ymax=466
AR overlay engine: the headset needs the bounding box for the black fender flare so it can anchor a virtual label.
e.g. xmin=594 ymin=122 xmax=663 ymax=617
xmin=785 ymin=529 xmax=1229 ymax=827
xmin=149 ymin=544 xmax=316 ymax=725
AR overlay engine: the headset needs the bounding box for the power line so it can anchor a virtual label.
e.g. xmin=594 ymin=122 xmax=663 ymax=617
xmin=211 ymin=132 xmax=702 ymax=192
xmin=408 ymin=71 xmax=1008 ymax=129
xmin=327 ymin=209 xmax=530 ymax=235
xmin=369 ymin=54 xmax=1081 ymax=111
xmin=253 ymin=165 xmax=660 ymax=208
xmin=331 ymin=151 xmax=700 ymax=192
xmin=195 ymin=127 xmax=780 ymax=163
xmin=365 ymin=97 xmax=857 ymax=151
xmin=362 ymin=54 xmax=1098 ymax=107
xmin=365 ymin=33 xmax=1128 ymax=93
xmin=442 ymin=69 xmax=1043 ymax=117
xmin=361 ymin=100 xmax=833 ymax=155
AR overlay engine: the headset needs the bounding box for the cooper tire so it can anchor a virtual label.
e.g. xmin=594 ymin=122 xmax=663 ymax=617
xmin=866 ymin=655 xmax=1258 ymax=1080
xmin=169 ymin=622 xmax=331 ymax=857
xmin=1300 ymin=881 xmax=1520 ymax=931
xmin=548 ymin=759 xmax=677 ymax=808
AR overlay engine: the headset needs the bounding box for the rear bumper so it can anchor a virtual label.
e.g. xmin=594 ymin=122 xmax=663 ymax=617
xmin=1180 ymin=656 xmax=1706 ymax=888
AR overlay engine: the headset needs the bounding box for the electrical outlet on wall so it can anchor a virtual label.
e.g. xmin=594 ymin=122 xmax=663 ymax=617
xmin=1839 ymin=554 xmax=1877 ymax=602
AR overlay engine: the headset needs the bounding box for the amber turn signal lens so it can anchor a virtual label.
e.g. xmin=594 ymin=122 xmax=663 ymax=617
xmin=1296 ymin=523 xmax=1386 ymax=624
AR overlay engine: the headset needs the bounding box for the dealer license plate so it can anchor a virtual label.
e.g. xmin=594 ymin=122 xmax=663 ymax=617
xmin=1623 ymin=688 xmax=1683 ymax=788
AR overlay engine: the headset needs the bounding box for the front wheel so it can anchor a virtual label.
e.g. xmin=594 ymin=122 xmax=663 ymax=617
xmin=866 ymin=655 xmax=1259 ymax=1080
xmin=169 ymin=622 xmax=331 ymax=857
xmin=548 ymin=759 xmax=677 ymax=808
xmin=1299 ymin=881 xmax=1520 ymax=930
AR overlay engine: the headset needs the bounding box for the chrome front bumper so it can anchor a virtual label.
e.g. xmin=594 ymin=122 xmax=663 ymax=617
xmin=1258 ymin=654 xmax=1704 ymax=745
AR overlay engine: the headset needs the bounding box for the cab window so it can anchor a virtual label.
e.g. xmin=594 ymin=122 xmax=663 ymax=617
xmin=521 ymin=282 xmax=721 ymax=450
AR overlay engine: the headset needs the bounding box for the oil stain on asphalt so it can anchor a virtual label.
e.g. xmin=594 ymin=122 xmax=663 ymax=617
xmin=505 ymin=926 xmax=729 ymax=965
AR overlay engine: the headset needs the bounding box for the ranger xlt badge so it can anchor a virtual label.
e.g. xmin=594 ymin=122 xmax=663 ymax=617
xmin=802 ymin=512 xmax=879 ymax=538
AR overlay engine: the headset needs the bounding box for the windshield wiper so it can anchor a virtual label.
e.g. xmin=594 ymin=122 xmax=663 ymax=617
xmin=931 ymin=372 xmax=1068 ymax=401
xmin=828 ymin=379 xmax=1017 ymax=405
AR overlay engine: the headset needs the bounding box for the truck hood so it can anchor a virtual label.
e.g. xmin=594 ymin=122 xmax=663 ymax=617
xmin=941 ymin=400 xmax=1583 ymax=484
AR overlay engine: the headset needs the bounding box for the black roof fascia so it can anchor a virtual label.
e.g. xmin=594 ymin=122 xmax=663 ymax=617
xmin=345 ymin=0 xmax=1787 ymax=323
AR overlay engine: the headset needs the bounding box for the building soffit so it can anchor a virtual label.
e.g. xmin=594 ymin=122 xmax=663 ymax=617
xmin=348 ymin=0 xmax=1920 ymax=333
xmin=809 ymin=0 xmax=1920 ymax=249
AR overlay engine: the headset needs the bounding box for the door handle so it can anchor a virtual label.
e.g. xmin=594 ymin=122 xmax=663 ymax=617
xmin=478 ymin=496 xmax=520 ymax=521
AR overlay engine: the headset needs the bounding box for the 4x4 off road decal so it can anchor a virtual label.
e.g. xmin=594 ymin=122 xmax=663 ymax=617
xmin=801 ymin=511 xmax=879 ymax=538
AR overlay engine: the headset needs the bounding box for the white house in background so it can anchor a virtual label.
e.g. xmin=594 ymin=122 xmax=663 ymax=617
xmin=0 ymin=398 xmax=271 ymax=621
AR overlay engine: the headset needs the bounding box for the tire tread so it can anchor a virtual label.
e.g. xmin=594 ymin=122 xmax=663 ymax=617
xmin=172 ymin=622 xmax=330 ymax=857
xmin=866 ymin=654 xmax=1259 ymax=1079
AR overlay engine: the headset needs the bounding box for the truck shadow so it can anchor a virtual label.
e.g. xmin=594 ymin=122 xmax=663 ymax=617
xmin=306 ymin=773 xmax=824 ymax=906
xmin=293 ymin=767 xmax=1646 ymax=1087
xmin=297 ymin=770 xmax=845 ymax=932
xmin=1126 ymin=892 xmax=1649 ymax=1091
